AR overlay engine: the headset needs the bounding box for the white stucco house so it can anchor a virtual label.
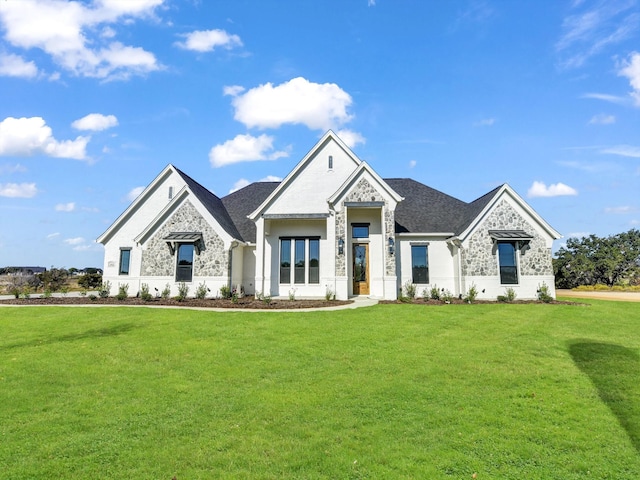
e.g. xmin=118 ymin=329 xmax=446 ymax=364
xmin=97 ymin=130 xmax=561 ymax=301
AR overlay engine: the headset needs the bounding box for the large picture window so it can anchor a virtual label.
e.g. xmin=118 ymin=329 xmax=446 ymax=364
xmin=176 ymin=244 xmax=194 ymax=282
xmin=280 ymin=237 xmax=320 ymax=284
xmin=119 ymin=248 xmax=131 ymax=275
xmin=411 ymin=245 xmax=429 ymax=284
xmin=498 ymin=242 xmax=518 ymax=284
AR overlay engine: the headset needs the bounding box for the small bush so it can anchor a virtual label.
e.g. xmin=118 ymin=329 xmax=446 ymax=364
xmin=99 ymin=280 xmax=111 ymax=298
xmin=219 ymin=285 xmax=231 ymax=299
xmin=325 ymin=286 xmax=336 ymax=301
xmin=463 ymin=283 xmax=478 ymax=303
xmin=429 ymin=285 xmax=441 ymax=300
xmin=89 ymin=294 xmax=98 ymax=301
xmin=43 ymin=289 xmax=52 ymax=299
xmin=21 ymin=286 xmax=31 ymax=299
xmin=257 ymin=292 xmax=272 ymax=305
xmin=505 ymin=287 xmax=517 ymax=302
xmin=116 ymin=283 xmax=129 ymax=301
xmin=140 ymin=283 xmax=153 ymax=301
xmin=195 ymin=282 xmax=209 ymax=300
xmin=161 ymin=283 xmax=171 ymax=299
xmin=176 ymin=282 xmax=189 ymax=301
xmin=288 ymin=288 xmax=297 ymax=301
xmin=60 ymin=286 xmax=69 ymax=297
xmin=403 ymin=281 xmax=417 ymax=300
xmin=441 ymin=289 xmax=454 ymax=303
xmin=537 ymin=282 xmax=553 ymax=303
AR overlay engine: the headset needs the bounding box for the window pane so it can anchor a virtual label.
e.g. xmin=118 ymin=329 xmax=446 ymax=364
xmin=498 ymin=242 xmax=518 ymax=284
xmin=411 ymin=245 xmax=429 ymax=284
xmin=309 ymin=239 xmax=319 ymax=284
xmin=176 ymin=244 xmax=194 ymax=282
xmin=119 ymin=249 xmax=130 ymax=275
xmin=352 ymin=225 xmax=369 ymax=238
xmin=280 ymin=239 xmax=291 ymax=284
xmin=294 ymin=239 xmax=305 ymax=284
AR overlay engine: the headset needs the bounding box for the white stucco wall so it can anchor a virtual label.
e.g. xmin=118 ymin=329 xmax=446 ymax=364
xmin=397 ymin=237 xmax=458 ymax=297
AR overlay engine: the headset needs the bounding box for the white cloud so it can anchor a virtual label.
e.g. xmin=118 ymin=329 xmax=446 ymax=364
xmin=335 ymin=129 xmax=365 ymax=148
xmin=556 ymin=2 xmax=639 ymax=69
xmin=55 ymin=202 xmax=76 ymax=212
xmin=229 ymin=77 xmax=354 ymax=130
xmin=0 ymin=53 xmax=38 ymax=78
xmin=604 ymin=205 xmax=636 ymax=214
xmin=527 ymin=181 xmax=578 ymax=198
xmin=0 ymin=163 xmax=27 ymax=174
xmin=0 ymin=182 xmax=37 ymax=198
xmin=588 ymin=113 xmax=615 ymax=124
xmin=126 ymin=186 xmax=145 ymax=201
xmin=175 ymin=29 xmax=242 ymax=52
xmin=473 ymin=118 xmax=496 ymax=127
xmin=223 ymin=85 xmax=245 ymax=96
xmin=47 ymin=232 xmax=60 ymax=239
xmin=72 ymin=113 xmax=118 ymax=131
xmin=581 ymin=92 xmax=629 ymax=105
xmin=409 ymin=160 xmax=417 ymax=168
xmin=209 ymin=134 xmax=290 ymax=167
xmin=0 ymin=0 xmax=163 ymax=80
xmin=600 ymin=145 xmax=640 ymax=158
xmin=0 ymin=116 xmax=89 ymax=160
xmin=64 ymin=237 xmax=85 ymax=246
xmin=618 ymin=51 xmax=640 ymax=106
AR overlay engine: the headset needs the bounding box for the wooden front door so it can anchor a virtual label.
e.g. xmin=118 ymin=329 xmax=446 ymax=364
xmin=352 ymin=244 xmax=369 ymax=295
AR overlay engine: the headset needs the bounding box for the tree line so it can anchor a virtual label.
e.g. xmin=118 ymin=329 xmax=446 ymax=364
xmin=554 ymin=229 xmax=640 ymax=289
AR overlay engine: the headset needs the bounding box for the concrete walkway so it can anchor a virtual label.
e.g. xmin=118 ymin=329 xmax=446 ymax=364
xmin=0 ymin=293 xmax=379 ymax=312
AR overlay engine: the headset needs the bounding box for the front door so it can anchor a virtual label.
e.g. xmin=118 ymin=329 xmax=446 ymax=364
xmin=352 ymin=244 xmax=369 ymax=295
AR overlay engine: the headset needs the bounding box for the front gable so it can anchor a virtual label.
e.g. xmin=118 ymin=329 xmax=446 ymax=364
xmin=249 ymin=131 xmax=362 ymax=219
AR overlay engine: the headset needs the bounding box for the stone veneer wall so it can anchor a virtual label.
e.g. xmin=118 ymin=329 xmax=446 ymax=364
xmin=384 ymin=209 xmax=396 ymax=275
xmin=462 ymin=200 xmax=553 ymax=277
xmin=141 ymin=200 xmax=227 ymax=277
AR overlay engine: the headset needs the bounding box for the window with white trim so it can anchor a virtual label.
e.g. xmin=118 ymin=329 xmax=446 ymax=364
xmin=280 ymin=237 xmax=320 ymax=284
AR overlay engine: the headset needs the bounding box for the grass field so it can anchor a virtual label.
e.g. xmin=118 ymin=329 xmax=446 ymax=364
xmin=1 ymin=299 xmax=639 ymax=479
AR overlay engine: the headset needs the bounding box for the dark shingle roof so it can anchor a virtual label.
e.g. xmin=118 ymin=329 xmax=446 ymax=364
xmin=221 ymin=182 xmax=279 ymax=243
xmin=174 ymin=167 xmax=243 ymax=240
xmin=173 ymin=166 xmax=501 ymax=242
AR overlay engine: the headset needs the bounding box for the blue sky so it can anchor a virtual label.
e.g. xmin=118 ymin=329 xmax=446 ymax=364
xmin=1 ymin=0 xmax=639 ymax=269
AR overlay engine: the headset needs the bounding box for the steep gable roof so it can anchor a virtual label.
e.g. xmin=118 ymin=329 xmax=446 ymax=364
xmin=221 ymin=182 xmax=279 ymax=243
xmin=173 ymin=167 xmax=243 ymax=241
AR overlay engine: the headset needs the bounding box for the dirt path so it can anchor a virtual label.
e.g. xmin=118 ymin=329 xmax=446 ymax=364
xmin=557 ymin=289 xmax=640 ymax=303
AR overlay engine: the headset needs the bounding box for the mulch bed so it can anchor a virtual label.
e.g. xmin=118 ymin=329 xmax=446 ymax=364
xmin=0 ymin=296 xmax=352 ymax=309
xmin=379 ymin=298 xmax=580 ymax=306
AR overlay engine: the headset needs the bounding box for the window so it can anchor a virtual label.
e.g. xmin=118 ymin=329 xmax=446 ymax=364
xmin=119 ymin=249 xmax=131 ymax=275
xmin=411 ymin=245 xmax=429 ymax=284
xmin=498 ymin=242 xmax=518 ymax=284
xmin=352 ymin=223 xmax=369 ymax=238
xmin=280 ymin=237 xmax=320 ymax=284
xmin=176 ymin=244 xmax=194 ymax=282
xmin=309 ymin=239 xmax=320 ymax=284
xmin=294 ymin=239 xmax=306 ymax=284
xmin=328 ymin=155 xmax=333 ymax=170
xmin=280 ymin=239 xmax=291 ymax=284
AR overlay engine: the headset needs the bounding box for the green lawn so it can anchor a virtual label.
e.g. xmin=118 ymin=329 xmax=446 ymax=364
xmin=1 ymin=299 xmax=639 ymax=479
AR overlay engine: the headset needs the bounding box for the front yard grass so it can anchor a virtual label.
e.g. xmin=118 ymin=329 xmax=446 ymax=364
xmin=1 ymin=300 xmax=639 ymax=478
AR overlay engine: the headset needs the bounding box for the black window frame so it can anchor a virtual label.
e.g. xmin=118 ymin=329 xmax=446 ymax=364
xmin=175 ymin=243 xmax=195 ymax=282
xmin=351 ymin=223 xmax=370 ymax=239
xmin=279 ymin=237 xmax=320 ymax=285
xmin=411 ymin=244 xmax=429 ymax=284
xmin=498 ymin=241 xmax=518 ymax=285
xmin=119 ymin=248 xmax=131 ymax=275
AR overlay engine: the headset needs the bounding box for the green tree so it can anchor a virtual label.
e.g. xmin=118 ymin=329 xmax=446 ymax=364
xmin=554 ymin=229 xmax=640 ymax=288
